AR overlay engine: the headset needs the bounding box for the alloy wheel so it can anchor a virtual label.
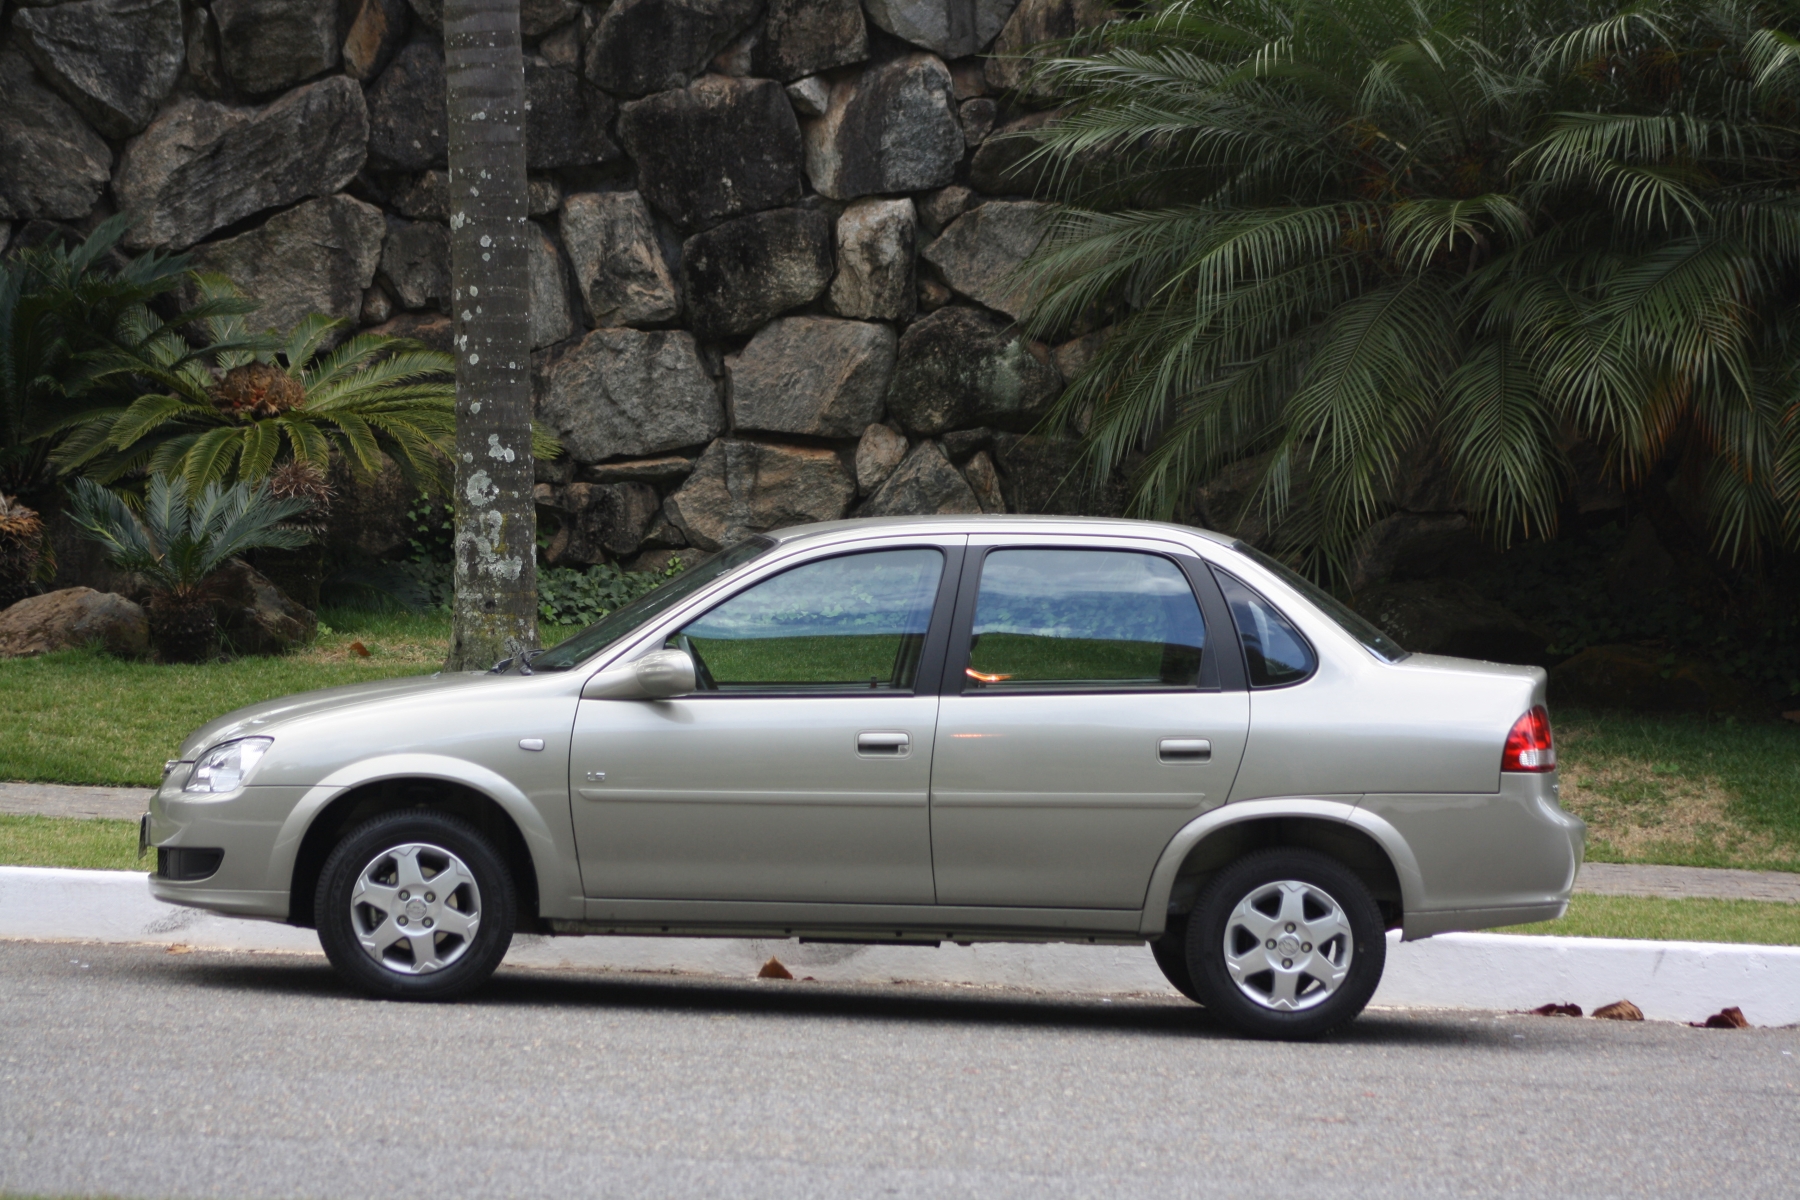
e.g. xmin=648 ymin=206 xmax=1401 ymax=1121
xmin=1221 ymin=879 xmax=1353 ymax=1012
xmin=348 ymin=842 xmax=482 ymax=975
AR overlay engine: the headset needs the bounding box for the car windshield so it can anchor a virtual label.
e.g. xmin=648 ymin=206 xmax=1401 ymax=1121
xmin=1233 ymin=542 xmax=1408 ymax=664
xmin=531 ymin=539 xmax=774 ymax=672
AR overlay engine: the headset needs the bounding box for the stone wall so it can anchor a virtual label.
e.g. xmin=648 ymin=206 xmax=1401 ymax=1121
xmin=1 ymin=0 xmax=1114 ymax=570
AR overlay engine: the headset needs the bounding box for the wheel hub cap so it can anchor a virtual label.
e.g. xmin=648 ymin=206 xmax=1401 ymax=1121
xmin=1222 ymin=879 xmax=1353 ymax=1012
xmin=349 ymin=843 xmax=481 ymax=976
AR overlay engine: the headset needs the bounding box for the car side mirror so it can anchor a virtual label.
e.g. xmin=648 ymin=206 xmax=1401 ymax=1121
xmin=581 ymin=648 xmax=697 ymax=701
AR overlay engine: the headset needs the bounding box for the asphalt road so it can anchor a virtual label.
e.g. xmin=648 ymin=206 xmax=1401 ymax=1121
xmin=1 ymin=941 xmax=1796 ymax=1200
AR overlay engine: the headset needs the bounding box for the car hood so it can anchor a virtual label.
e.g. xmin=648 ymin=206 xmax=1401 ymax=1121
xmin=175 ymin=672 xmax=494 ymax=759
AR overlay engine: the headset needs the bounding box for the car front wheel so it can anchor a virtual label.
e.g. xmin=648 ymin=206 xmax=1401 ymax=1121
xmin=315 ymin=811 xmax=516 ymax=1000
xmin=1185 ymin=848 xmax=1385 ymax=1038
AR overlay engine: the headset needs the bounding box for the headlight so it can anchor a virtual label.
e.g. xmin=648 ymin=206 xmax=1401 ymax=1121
xmin=184 ymin=737 xmax=273 ymax=793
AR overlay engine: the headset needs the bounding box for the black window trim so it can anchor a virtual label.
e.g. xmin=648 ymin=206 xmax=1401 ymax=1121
xmin=945 ymin=543 xmax=1228 ymax=698
xmin=657 ymin=540 xmax=969 ymax=700
xmin=1208 ymin=564 xmax=1318 ymax=690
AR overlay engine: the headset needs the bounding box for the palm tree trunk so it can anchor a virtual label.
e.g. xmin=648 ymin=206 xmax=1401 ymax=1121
xmin=442 ymin=0 xmax=537 ymax=670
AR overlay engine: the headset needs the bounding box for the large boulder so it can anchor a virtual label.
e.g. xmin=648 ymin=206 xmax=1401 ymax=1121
xmin=985 ymin=0 xmax=1112 ymax=93
xmin=992 ymin=431 xmax=1122 ymax=514
xmin=855 ymin=423 xmax=909 ymax=494
xmin=0 ymin=588 xmax=148 ymax=659
xmin=519 ymin=0 xmax=582 ymax=37
xmin=885 ymin=306 xmax=1061 ymax=435
xmin=1347 ymin=511 xmax=1491 ymax=590
xmin=963 ymin=449 xmax=1005 ymax=512
xmin=366 ymin=37 xmax=446 ymax=172
xmin=1193 ymin=448 xmax=1309 ymax=548
xmin=1353 ymin=580 xmax=1548 ymax=666
xmin=377 ymin=215 xmax=450 ymax=312
xmin=116 ymin=76 xmax=369 ymax=250
xmin=192 ymin=195 xmax=387 ymax=333
xmin=559 ymin=190 xmax=680 ymax=327
xmin=211 ymin=559 xmax=316 ymax=655
xmin=1550 ymin=645 xmax=1765 ymax=716
xmin=542 ymin=480 xmax=662 ymax=563
xmin=212 ymin=0 xmax=338 ymax=97
xmin=526 ymin=57 xmax=619 ymax=169
xmin=968 ymin=108 xmax=1059 ymax=195
xmin=526 ymin=219 xmax=577 ymax=349
xmin=341 ymin=0 xmax=411 ymax=83
xmin=922 ymin=200 xmax=1048 ymax=319
xmin=11 ymin=0 xmax=183 ymax=138
xmin=538 ymin=328 xmax=725 ymax=462
xmin=752 ymin=0 xmax=868 ymax=81
xmin=325 ymin=455 xmax=417 ymax=557
xmin=583 ymin=0 xmax=762 ymax=97
xmin=862 ymin=0 xmax=1019 ymax=58
xmin=618 ymin=76 xmax=805 ymax=229
xmin=828 ymin=197 xmax=916 ymax=321
xmin=857 ymin=440 xmax=981 ymax=517
xmin=803 ymin=53 xmax=963 ymax=200
xmin=729 ymin=317 xmax=896 ymax=439
xmin=371 ymin=310 xmax=454 ymax=354
xmin=0 ymin=51 xmax=112 ymax=221
xmin=664 ymin=438 xmax=855 ymax=551
xmin=679 ymin=207 xmax=833 ymax=339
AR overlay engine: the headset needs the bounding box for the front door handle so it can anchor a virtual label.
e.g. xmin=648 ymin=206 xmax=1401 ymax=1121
xmin=857 ymin=731 xmax=910 ymax=756
xmin=1159 ymin=737 xmax=1211 ymax=763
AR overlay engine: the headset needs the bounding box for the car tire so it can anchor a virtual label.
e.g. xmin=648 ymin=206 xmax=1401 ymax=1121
xmin=1185 ymin=848 xmax=1385 ymax=1039
xmin=1150 ymin=914 xmax=1204 ymax=1004
xmin=315 ymin=810 xmax=516 ymax=1001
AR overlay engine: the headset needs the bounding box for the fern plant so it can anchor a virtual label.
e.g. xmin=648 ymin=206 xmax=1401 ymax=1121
xmin=66 ymin=473 xmax=313 ymax=662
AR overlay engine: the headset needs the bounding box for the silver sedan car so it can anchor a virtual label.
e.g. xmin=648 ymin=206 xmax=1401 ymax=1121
xmin=145 ymin=516 xmax=1584 ymax=1037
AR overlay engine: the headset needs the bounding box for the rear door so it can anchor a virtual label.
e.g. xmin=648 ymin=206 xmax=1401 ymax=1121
xmin=929 ymin=536 xmax=1249 ymax=909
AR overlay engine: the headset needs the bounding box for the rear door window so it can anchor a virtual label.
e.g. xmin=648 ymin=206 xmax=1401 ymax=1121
xmin=1215 ymin=570 xmax=1316 ymax=687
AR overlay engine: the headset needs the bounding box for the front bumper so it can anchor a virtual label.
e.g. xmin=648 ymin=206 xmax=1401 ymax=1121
xmin=145 ymin=772 xmax=311 ymax=921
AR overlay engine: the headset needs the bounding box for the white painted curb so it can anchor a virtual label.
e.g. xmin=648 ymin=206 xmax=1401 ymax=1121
xmin=4 ymin=867 xmax=1797 ymax=1025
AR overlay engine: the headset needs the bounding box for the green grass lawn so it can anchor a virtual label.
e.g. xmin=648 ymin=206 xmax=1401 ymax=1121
xmin=1501 ymin=893 xmax=1800 ymax=946
xmin=0 ymin=815 xmax=144 ymax=871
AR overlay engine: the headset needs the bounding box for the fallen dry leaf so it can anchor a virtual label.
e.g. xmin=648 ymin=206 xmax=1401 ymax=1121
xmin=1783 ymin=710 xmax=1800 ymax=724
xmin=757 ymin=956 xmax=793 ymax=980
xmin=1593 ymin=999 xmax=1644 ymax=1021
xmin=165 ymin=944 xmax=194 ymax=955
xmin=1531 ymin=1002 xmax=1583 ymax=1017
xmin=1692 ymin=1006 xmax=1749 ymax=1029
xmin=349 ymin=641 xmax=372 ymax=658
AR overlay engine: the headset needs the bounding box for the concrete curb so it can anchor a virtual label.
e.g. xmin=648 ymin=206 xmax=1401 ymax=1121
xmin=4 ymin=867 xmax=1797 ymax=1025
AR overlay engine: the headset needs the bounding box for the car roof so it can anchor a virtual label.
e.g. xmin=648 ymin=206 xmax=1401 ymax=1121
xmin=763 ymin=514 xmax=1239 ymax=551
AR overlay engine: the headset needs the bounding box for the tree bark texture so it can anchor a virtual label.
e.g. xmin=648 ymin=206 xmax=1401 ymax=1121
xmin=443 ymin=0 xmax=537 ymax=670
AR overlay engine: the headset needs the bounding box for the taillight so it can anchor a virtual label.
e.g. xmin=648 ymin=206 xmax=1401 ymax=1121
xmin=1502 ymin=706 xmax=1556 ymax=772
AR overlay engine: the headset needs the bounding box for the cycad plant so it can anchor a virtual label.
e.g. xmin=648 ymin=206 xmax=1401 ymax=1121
xmin=1018 ymin=0 xmax=1800 ymax=582
xmin=55 ymin=277 xmax=459 ymax=495
xmin=66 ymin=474 xmax=314 ymax=663
xmin=0 ymin=492 xmax=44 ymax=610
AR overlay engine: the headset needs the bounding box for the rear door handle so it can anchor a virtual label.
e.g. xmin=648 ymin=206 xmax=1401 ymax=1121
xmin=857 ymin=731 xmax=910 ymax=756
xmin=1159 ymin=738 xmax=1211 ymax=763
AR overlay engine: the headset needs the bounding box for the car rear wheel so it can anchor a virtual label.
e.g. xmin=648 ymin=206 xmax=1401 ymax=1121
xmin=1185 ymin=848 xmax=1385 ymax=1038
xmin=315 ymin=811 xmax=516 ymax=1001
xmin=1150 ymin=914 xmax=1203 ymax=1004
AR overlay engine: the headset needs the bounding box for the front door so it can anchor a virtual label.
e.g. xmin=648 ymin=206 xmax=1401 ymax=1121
xmin=930 ymin=540 xmax=1249 ymax=909
xmin=570 ymin=542 xmax=959 ymax=904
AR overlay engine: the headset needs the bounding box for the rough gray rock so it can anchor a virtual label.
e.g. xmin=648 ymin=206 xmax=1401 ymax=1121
xmin=11 ymin=0 xmax=183 ymax=138
xmin=940 ymin=426 xmax=992 ymax=460
xmin=917 ymin=183 xmax=976 ymax=235
xmin=529 ymin=178 xmax=562 ymax=217
xmin=968 ymin=108 xmax=1059 ymax=195
xmin=963 ymin=449 xmax=1005 ymax=512
xmin=116 ymin=76 xmax=368 ymax=250
xmin=0 ymin=51 xmax=112 ymax=221
xmin=519 ymin=0 xmax=582 ymax=37
xmin=752 ymin=0 xmax=867 ymax=81
xmin=1347 ymin=512 xmax=1490 ymax=590
xmin=709 ymin=27 xmax=756 ymax=75
xmin=192 ymin=195 xmax=387 ymax=333
xmin=526 ymin=57 xmax=619 ymax=169
xmin=885 ymin=306 xmax=1061 ymax=435
xmin=366 ymin=37 xmax=446 ymax=171
xmin=803 ymin=53 xmax=963 ymax=200
xmin=538 ymin=328 xmax=725 ymax=462
xmin=371 ymin=310 xmax=454 ymax=353
xmin=828 ymin=197 xmax=916 ymax=321
xmin=618 ymin=76 xmax=805 ymax=229
xmin=862 ymin=0 xmax=1019 ymax=58
xmin=341 ymin=0 xmax=411 ymax=82
xmin=405 ymin=0 xmax=441 ymax=31
xmin=730 ymin=317 xmax=896 ymax=439
xmin=560 ymin=191 xmax=681 ymax=327
xmin=985 ymin=0 xmax=1111 ymax=93
xmin=393 ymin=169 xmax=448 ymax=220
xmin=1194 ymin=449 xmax=1309 ymax=548
xmin=543 ymin=481 xmax=662 ymax=563
xmin=665 ymin=438 xmax=855 ymax=551
xmin=680 ymin=207 xmax=833 ymax=339
xmin=0 ymin=588 xmax=147 ymax=659
xmin=527 ymin=219 xmax=577 ymax=349
xmin=959 ymin=97 xmax=997 ymax=145
xmin=212 ymin=0 xmax=339 ymax=97
xmin=212 ymin=558 xmax=315 ymax=655
xmin=992 ymin=431 xmax=1121 ymax=515
xmin=578 ymin=455 xmax=696 ymax=486
xmin=361 ymin=284 xmax=394 ymax=325
xmin=921 ymin=200 xmax=1048 ymax=319
xmin=855 ymin=423 xmax=909 ymax=494
xmin=539 ymin=18 xmax=581 ymax=68
xmin=1353 ymin=579 xmax=1548 ymax=667
xmin=377 ymin=215 xmax=449 ymax=311
xmin=785 ymin=75 xmax=830 ymax=116
xmin=858 ymin=439 xmax=981 ymax=516
xmin=583 ymin=0 xmax=762 ymax=97
xmin=183 ymin=2 xmax=229 ymax=97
